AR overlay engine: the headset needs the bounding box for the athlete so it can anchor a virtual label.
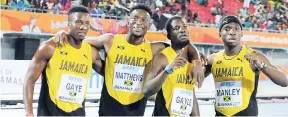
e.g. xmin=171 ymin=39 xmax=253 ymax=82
xmin=55 ymin=5 xmax=204 ymax=116
xmin=143 ymin=16 xmax=200 ymax=116
xmin=23 ymin=5 xmax=103 ymax=116
xmin=204 ymin=16 xmax=288 ymax=116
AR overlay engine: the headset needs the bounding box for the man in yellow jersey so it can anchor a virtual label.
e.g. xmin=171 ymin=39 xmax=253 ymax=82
xmin=54 ymin=5 xmax=204 ymax=116
xmin=204 ymin=16 xmax=288 ymax=116
xmin=143 ymin=16 xmax=200 ymax=116
xmin=23 ymin=5 xmax=103 ymax=116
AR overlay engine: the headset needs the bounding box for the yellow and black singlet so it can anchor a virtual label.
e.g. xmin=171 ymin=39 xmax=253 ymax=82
xmin=211 ymin=46 xmax=259 ymax=116
xmin=153 ymin=47 xmax=196 ymax=116
xmin=37 ymin=38 xmax=92 ymax=116
xmin=99 ymin=34 xmax=153 ymax=116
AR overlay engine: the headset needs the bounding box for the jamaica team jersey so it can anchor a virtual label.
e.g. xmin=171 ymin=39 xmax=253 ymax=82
xmin=211 ymin=46 xmax=259 ymax=116
xmin=99 ymin=34 xmax=153 ymax=116
xmin=153 ymin=47 xmax=195 ymax=116
xmin=37 ymin=38 xmax=92 ymax=116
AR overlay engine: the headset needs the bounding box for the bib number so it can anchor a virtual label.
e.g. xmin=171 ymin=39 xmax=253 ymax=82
xmin=171 ymin=88 xmax=194 ymax=116
xmin=58 ymin=74 xmax=87 ymax=104
xmin=113 ymin=63 xmax=145 ymax=92
xmin=215 ymin=81 xmax=242 ymax=108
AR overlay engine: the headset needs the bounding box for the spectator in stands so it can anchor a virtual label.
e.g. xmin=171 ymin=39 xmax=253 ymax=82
xmin=71 ymin=0 xmax=82 ymax=7
xmin=129 ymin=0 xmax=137 ymax=8
xmin=155 ymin=0 xmax=164 ymax=9
xmin=61 ymin=0 xmax=70 ymax=11
xmin=186 ymin=9 xmax=193 ymax=23
xmin=9 ymin=0 xmax=18 ymax=10
xmin=193 ymin=11 xmax=199 ymax=23
xmin=51 ymin=0 xmax=62 ymax=14
xmin=32 ymin=0 xmax=40 ymax=8
xmin=16 ymin=0 xmax=29 ymax=11
xmin=244 ymin=17 xmax=252 ymax=28
xmin=201 ymin=0 xmax=208 ymax=7
xmin=41 ymin=0 xmax=48 ymax=12
xmin=243 ymin=0 xmax=251 ymax=8
xmin=152 ymin=8 xmax=160 ymax=29
xmin=211 ymin=5 xmax=218 ymax=15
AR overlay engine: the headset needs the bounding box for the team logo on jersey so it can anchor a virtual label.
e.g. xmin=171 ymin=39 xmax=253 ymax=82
xmin=83 ymin=54 xmax=88 ymax=59
xmin=69 ymin=91 xmax=77 ymax=97
xmin=237 ymin=58 xmax=242 ymax=63
xmin=117 ymin=45 xmax=125 ymax=50
xmin=180 ymin=104 xmax=187 ymax=111
xmin=60 ymin=51 xmax=68 ymax=55
xmin=216 ymin=60 xmax=222 ymax=64
xmin=141 ymin=49 xmax=145 ymax=52
xmin=124 ymin=80 xmax=133 ymax=86
xmin=224 ymin=96 xmax=231 ymax=102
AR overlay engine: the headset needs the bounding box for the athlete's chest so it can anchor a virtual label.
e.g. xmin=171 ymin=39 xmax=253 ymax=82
xmin=50 ymin=48 xmax=92 ymax=74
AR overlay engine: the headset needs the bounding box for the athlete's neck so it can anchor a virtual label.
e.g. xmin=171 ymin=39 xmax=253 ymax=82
xmin=126 ymin=33 xmax=144 ymax=45
xmin=67 ymin=33 xmax=82 ymax=49
xmin=224 ymin=45 xmax=242 ymax=56
xmin=171 ymin=44 xmax=186 ymax=54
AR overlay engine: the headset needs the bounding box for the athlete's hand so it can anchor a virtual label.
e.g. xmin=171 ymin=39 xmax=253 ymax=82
xmin=244 ymin=45 xmax=262 ymax=69
xmin=200 ymin=53 xmax=208 ymax=72
xmin=55 ymin=30 xmax=68 ymax=47
xmin=191 ymin=59 xmax=205 ymax=88
xmin=25 ymin=113 xmax=34 ymax=117
xmin=168 ymin=50 xmax=188 ymax=70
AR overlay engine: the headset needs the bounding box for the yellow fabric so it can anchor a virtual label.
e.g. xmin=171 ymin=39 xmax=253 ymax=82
xmin=45 ymin=38 xmax=92 ymax=112
xmin=211 ymin=46 xmax=255 ymax=116
xmin=161 ymin=47 xmax=195 ymax=116
xmin=1 ymin=0 xmax=6 ymax=5
xmin=104 ymin=34 xmax=153 ymax=105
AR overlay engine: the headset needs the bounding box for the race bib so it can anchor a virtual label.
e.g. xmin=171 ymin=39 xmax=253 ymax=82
xmin=58 ymin=74 xmax=87 ymax=104
xmin=113 ymin=63 xmax=145 ymax=92
xmin=215 ymin=81 xmax=242 ymax=108
xmin=171 ymin=88 xmax=194 ymax=116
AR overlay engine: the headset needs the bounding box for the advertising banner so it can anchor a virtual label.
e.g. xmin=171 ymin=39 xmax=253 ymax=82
xmin=1 ymin=10 xmax=288 ymax=48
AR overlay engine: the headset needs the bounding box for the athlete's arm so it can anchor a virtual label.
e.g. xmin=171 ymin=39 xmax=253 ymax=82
xmin=55 ymin=31 xmax=113 ymax=52
xmin=23 ymin=40 xmax=55 ymax=116
xmin=143 ymin=52 xmax=188 ymax=97
xmin=84 ymin=34 xmax=114 ymax=52
xmin=143 ymin=53 xmax=168 ymax=97
xmin=246 ymin=51 xmax=288 ymax=87
xmin=191 ymin=89 xmax=200 ymax=116
xmin=91 ymin=46 xmax=104 ymax=76
xmin=204 ymin=53 xmax=216 ymax=78
xmin=150 ymin=42 xmax=166 ymax=56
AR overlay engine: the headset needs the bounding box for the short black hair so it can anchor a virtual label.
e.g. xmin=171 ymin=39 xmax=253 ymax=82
xmin=68 ymin=5 xmax=89 ymax=21
xmin=165 ymin=16 xmax=182 ymax=39
xmin=68 ymin=5 xmax=89 ymax=15
xmin=130 ymin=5 xmax=152 ymax=16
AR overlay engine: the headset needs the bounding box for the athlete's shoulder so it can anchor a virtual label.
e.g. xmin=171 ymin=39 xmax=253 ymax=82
xmin=150 ymin=41 xmax=166 ymax=46
xmin=97 ymin=33 xmax=115 ymax=41
xmin=153 ymin=52 xmax=168 ymax=64
xmin=150 ymin=41 xmax=169 ymax=56
xmin=36 ymin=38 xmax=57 ymax=59
xmin=101 ymin=33 xmax=115 ymax=38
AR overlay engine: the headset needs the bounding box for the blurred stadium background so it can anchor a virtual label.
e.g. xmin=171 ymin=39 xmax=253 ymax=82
xmin=1 ymin=0 xmax=288 ymax=116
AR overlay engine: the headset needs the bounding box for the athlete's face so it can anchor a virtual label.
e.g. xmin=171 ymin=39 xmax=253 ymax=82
xmin=128 ymin=9 xmax=151 ymax=37
xmin=169 ymin=18 xmax=190 ymax=47
xmin=220 ymin=22 xmax=243 ymax=47
xmin=68 ymin=12 xmax=90 ymax=40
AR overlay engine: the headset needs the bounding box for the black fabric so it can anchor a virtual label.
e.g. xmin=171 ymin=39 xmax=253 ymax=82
xmin=98 ymin=79 xmax=147 ymax=116
xmin=37 ymin=69 xmax=85 ymax=116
